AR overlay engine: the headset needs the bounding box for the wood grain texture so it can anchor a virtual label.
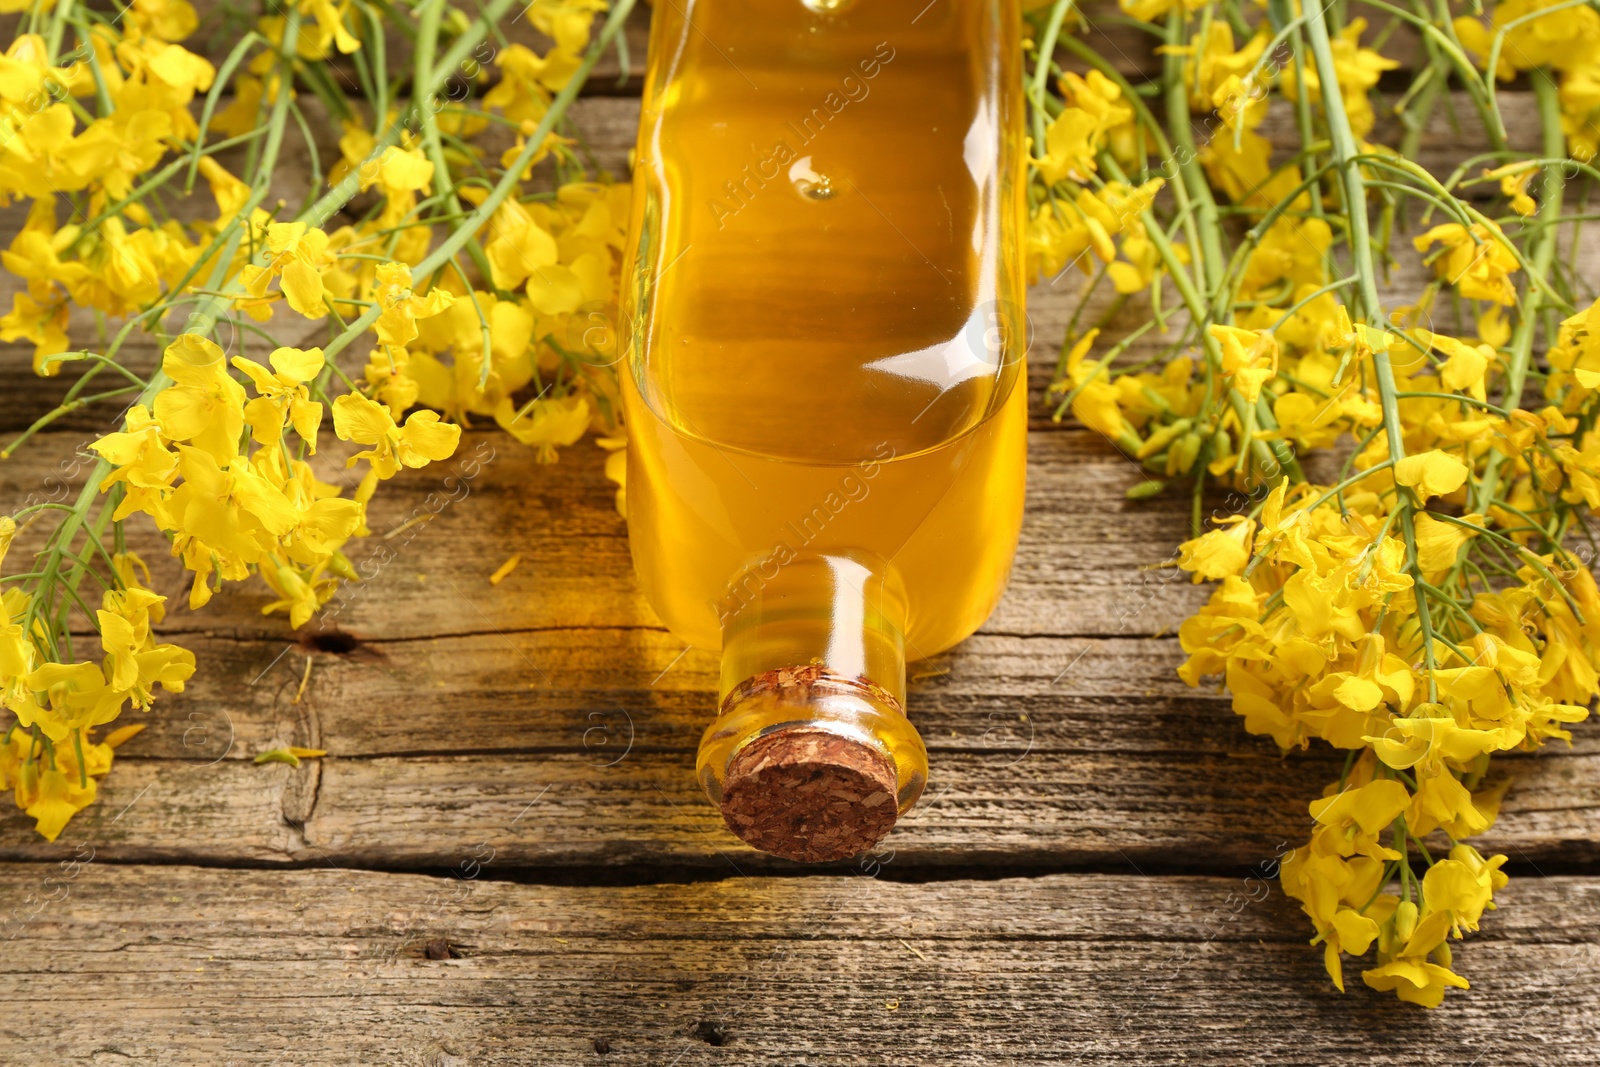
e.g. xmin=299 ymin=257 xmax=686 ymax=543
xmin=1 ymin=421 xmax=1595 ymax=871
xmin=2 ymin=863 xmax=1597 ymax=1066
xmin=1 ymin=423 xmax=1211 ymax=639
xmin=2 ymin=731 xmax=1592 ymax=873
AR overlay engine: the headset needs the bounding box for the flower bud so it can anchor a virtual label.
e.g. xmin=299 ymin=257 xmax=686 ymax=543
xmin=1395 ymin=899 xmax=1419 ymax=944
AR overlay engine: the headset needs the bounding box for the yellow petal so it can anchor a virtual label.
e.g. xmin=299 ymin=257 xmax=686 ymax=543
xmin=1107 ymin=260 xmax=1147 ymax=294
xmin=161 ymin=334 xmax=228 ymax=384
xmin=489 ymin=554 xmax=522 ymax=584
xmin=1394 ymin=450 xmax=1469 ymax=502
xmin=1310 ymin=778 xmax=1410 ymax=835
xmin=1177 ymin=519 xmax=1254 ymax=581
xmin=279 ymin=259 xmax=327 ymax=318
xmin=102 ymin=723 xmax=147 ymax=748
xmin=395 ymin=409 xmax=461 ymax=466
xmin=377 ymin=146 xmax=434 ymax=192
xmin=525 ymin=264 xmax=585 ymax=316
xmin=269 ymin=346 xmax=326 ymax=383
xmin=1331 ymin=908 xmax=1379 ymax=956
xmin=332 ymin=393 xmax=397 ymax=446
xmin=230 ymin=356 xmax=278 ymax=394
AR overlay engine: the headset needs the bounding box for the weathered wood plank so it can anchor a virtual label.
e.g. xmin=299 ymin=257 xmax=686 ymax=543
xmin=0 ymin=613 xmax=1593 ymax=871
xmin=1 ymin=433 xmax=1593 ymax=871
xmin=3 ymin=736 xmax=1586 ymax=871
xmin=1 ymin=424 xmax=1210 ymax=639
xmin=2 ymin=863 xmax=1597 ymax=1065
xmin=46 ymin=632 xmax=1233 ymax=761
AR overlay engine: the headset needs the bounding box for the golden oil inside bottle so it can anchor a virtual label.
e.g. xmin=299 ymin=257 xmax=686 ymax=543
xmin=620 ymin=0 xmax=1026 ymax=857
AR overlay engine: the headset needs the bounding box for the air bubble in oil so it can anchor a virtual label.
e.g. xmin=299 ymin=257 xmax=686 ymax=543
xmin=789 ymin=156 xmax=837 ymax=200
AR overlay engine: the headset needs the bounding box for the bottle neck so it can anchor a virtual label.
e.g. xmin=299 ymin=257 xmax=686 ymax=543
xmin=697 ymin=552 xmax=927 ymax=862
xmin=717 ymin=553 xmax=906 ymax=705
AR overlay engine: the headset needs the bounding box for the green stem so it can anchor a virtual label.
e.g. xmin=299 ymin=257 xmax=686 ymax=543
xmin=1163 ymin=12 xmax=1224 ymax=298
xmin=415 ymin=0 xmax=496 ymax=288
xmin=1030 ymin=0 xmax=1076 ymax=154
xmin=1305 ymin=7 xmax=1404 ymax=465
xmin=1472 ymin=73 xmax=1567 ymax=515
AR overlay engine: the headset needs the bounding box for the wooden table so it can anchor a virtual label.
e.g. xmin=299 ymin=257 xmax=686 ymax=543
xmin=2 ymin=8 xmax=1597 ymax=1064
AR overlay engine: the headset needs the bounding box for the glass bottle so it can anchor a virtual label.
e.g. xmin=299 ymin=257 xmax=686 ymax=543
xmin=619 ymin=0 xmax=1026 ymax=861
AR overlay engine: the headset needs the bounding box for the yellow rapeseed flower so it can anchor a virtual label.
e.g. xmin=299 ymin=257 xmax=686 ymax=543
xmin=233 ymin=346 xmax=326 ymax=447
xmin=152 ymin=335 xmax=246 ymax=463
xmin=332 ymin=392 xmax=461 ymax=478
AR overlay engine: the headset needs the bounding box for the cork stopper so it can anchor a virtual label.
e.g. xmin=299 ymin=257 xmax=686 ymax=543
xmin=719 ymin=725 xmax=899 ymax=863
